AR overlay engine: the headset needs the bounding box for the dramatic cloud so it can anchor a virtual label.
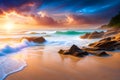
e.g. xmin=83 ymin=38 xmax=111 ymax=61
xmin=31 ymin=14 xmax=59 ymax=26
xmin=66 ymin=14 xmax=109 ymax=25
xmin=0 ymin=0 xmax=120 ymax=28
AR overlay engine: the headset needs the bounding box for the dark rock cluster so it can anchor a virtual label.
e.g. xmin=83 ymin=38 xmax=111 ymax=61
xmin=58 ymin=45 xmax=109 ymax=57
xmin=80 ymin=28 xmax=120 ymax=39
xmin=88 ymin=33 xmax=120 ymax=51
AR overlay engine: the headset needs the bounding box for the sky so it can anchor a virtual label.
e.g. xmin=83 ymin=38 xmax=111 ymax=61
xmin=0 ymin=0 xmax=120 ymax=29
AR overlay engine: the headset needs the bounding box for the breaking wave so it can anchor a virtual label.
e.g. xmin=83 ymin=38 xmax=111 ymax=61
xmin=0 ymin=39 xmax=37 ymax=56
xmin=55 ymin=30 xmax=88 ymax=35
xmin=0 ymin=39 xmax=38 ymax=80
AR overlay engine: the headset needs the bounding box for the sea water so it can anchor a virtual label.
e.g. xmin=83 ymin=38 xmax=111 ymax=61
xmin=0 ymin=29 xmax=104 ymax=80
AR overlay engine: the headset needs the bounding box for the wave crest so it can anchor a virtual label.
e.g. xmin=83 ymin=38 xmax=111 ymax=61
xmin=55 ymin=30 xmax=87 ymax=35
xmin=0 ymin=39 xmax=37 ymax=56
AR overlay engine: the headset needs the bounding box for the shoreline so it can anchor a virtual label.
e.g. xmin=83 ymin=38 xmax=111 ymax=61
xmin=4 ymin=65 xmax=27 ymax=80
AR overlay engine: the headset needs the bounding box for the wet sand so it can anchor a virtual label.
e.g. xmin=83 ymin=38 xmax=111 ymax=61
xmin=5 ymin=47 xmax=120 ymax=80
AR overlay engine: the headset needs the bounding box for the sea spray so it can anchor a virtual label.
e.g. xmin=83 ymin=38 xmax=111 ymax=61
xmin=0 ymin=39 xmax=37 ymax=56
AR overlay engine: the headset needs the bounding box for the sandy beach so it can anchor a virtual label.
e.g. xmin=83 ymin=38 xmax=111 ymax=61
xmin=5 ymin=46 xmax=120 ymax=80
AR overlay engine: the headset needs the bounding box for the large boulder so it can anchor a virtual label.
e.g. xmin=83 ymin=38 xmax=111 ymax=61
xmin=81 ymin=31 xmax=104 ymax=39
xmin=58 ymin=45 xmax=89 ymax=57
xmin=22 ymin=37 xmax=46 ymax=43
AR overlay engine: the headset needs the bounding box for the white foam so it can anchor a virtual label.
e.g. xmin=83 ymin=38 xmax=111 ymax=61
xmin=0 ymin=39 xmax=36 ymax=80
xmin=0 ymin=54 xmax=27 ymax=80
xmin=0 ymin=39 xmax=37 ymax=55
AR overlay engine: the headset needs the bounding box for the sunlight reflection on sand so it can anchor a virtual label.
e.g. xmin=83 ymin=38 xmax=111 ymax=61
xmin=6 ymin=46 xmax=120 ymax=80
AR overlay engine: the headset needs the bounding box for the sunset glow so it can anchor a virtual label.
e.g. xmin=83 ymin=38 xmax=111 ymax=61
xmin=0 ymin=0 xmax=119 ymax=29
xmin=4 ymin=22 xmax=14 ymax=30
xmin=0 ymin=11 xmax=38 ymax=30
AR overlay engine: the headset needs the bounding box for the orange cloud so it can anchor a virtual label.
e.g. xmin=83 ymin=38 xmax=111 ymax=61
xmin=0 ymin=10 xmax=60 ymax=29
xmin=0 ymin=10 xmax=105 ymax=30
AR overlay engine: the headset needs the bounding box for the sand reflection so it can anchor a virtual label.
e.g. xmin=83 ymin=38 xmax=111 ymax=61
xmin=6 ymin=46 xmax=120 ymax=80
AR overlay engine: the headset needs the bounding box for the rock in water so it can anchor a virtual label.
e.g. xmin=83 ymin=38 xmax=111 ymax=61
xmin=80 ymin=31 xmax=104 ymax=39
xmin=22 ymin=37 xmax=46 ymax=43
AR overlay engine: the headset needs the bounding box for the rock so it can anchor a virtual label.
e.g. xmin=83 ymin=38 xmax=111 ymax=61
xmin=99 ymin=37 xmax=112 ymax=42
xmin=89 ymin=51 xmax=109 ymax=57
xmin=88 ymin=37 xmax=114 ymax=47
xmin=22 ymin=37 xmax=46 ymax=43
xmin=88 ymin=32 xmax=120 ymax=51
xmin=81 ymin=28 xmax=120 ymax=39
xmin=59 ymin=45 xmax=110 ymax=58
xmin=103 ymin=28 xmax=120 ymax=37
xmin=80 ymin=31 xmax=104 ymax=39
xmin=58 ymin=45 xmax=89 ymax=57
xmin=58 ymin=49 xmax=70 ymax=55
xmin=68 ymin=45 xmax=83 ymax=53
xmin=97 ymin=52 xmax=109 ymax=57
xmin=89 ymin=40 xmax=117 ymax=51
xmin=30 ymin=32 xmax=39 ymax=34
xmin=82 ymin=47 xmax=103 ymax=51
xmin=115 ymin=44 xmax=120 ymax=50
xmin=58 ymin=49 xmax=64 ymax=54
xmin=114 ymin=33 xmax=120 ymax=40
xmin=80 ymin=33 xmax=90 ymax=39
xmin=88 ymin=31 xmax=104 ymax=39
